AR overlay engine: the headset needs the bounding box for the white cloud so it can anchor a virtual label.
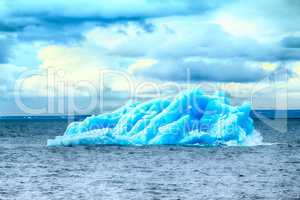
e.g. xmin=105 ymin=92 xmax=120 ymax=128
xmin=83 ymin=16 xmax=300 ymax=62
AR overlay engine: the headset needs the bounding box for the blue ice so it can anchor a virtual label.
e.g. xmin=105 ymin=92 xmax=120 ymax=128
xmin=47 ymin=89 xmax=262 ymax=147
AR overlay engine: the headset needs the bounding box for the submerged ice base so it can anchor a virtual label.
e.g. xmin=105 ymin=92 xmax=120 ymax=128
xmin=47 ymin=89 xmax=262 ymax=147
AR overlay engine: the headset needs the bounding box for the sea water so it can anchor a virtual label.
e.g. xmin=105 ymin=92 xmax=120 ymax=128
xmin=0 ymin=118 xmax=300 ymax=199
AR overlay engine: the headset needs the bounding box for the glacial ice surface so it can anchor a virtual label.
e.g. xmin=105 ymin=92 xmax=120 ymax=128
xmin=47 ymin=89 xmax=262 ymax=147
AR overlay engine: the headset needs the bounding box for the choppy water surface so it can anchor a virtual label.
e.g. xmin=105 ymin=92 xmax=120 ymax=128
xmin=0 ymin=119 xmax=300 ymax=199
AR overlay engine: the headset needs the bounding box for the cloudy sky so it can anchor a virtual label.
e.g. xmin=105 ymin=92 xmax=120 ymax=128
xmin=1 ymin=0 xmax=300 ymax=115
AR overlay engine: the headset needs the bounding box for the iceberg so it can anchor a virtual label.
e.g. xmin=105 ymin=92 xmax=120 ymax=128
xmin=47 ymin=89 xmax=262 ymax=147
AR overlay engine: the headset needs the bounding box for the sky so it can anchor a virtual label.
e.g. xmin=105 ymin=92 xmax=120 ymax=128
xmin=0 ymin=0 xmax=300 ymax=115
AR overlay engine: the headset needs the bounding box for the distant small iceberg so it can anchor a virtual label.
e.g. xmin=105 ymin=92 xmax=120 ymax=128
xmin=47 ymin=89 xmax=262 ymax=147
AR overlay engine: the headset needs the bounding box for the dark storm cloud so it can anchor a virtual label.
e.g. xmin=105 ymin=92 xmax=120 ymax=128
xmin=0 ymin=0 xmax=232 ymax=34
xmin=281 ymin=36 xmax=300 ymax=49
xmin=132 ymin=59 xmax=268 ymax=83
xmin=0 ymin=40 xmax=8 ymax=63
xmin=0 ymin=37 xmax=13 ymax=63
xmin=0 ymin=21 xmax=26 ymax=32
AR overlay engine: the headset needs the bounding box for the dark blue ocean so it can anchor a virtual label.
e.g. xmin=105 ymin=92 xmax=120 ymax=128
xmin=0 ymin=111 xmax=300 ymax=199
